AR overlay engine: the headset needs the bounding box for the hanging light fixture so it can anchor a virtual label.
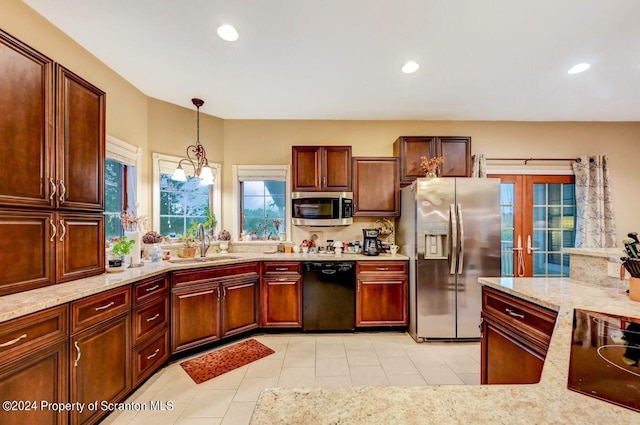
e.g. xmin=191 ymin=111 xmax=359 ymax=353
xmin=172 ymin=98 xmax=214 ymax=185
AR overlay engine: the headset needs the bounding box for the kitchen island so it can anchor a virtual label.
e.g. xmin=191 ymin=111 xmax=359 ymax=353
xmin=249 ymin=277 xmax=639 ymax=424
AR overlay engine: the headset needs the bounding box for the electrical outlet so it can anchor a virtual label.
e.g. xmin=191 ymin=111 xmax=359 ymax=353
xmin=608 ymin=261 xmax=627 ymax=279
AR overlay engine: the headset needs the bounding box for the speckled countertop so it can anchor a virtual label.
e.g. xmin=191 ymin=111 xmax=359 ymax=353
xmin=564 ymin=247 xmax=622 ymax=260
xmin=250 ymin=277 xmax=640 ymax=424
xmin=0 ymin=252 xmax=407 ymax=323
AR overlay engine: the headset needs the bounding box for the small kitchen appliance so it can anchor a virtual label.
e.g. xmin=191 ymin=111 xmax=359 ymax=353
xmin=362 ymin=229 xmax=381 ymax=256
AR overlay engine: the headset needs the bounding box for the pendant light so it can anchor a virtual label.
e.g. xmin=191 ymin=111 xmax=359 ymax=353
xmin=172 ymin=98 xmax=214 ymax=185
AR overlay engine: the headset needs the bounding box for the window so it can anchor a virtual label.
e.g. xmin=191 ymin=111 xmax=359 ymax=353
xmin=105 ymin=136 xmax=141 ymax=239
xmin=233 ymin=165 xmax=290 ymax=241
xmin=152 ymin=153 xmax=221 ymax=238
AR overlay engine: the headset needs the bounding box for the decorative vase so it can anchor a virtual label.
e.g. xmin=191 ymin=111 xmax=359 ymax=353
xmin=219 ymin=241 xmax=229 ymax=253
xmin=425 ymin=171 xmax=437 ymax=178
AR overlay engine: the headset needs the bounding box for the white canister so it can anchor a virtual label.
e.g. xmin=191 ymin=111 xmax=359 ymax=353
xmin=293 ymin=245 xmax=300 ymax=254
xmin=125 ymin=230 xmax=141 ymax=266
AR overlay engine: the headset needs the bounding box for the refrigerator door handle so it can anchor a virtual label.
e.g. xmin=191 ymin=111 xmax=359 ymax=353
xmin=449 ymin=203 xmax=457 ymax=275
xmin=457 ymin=203 xmax=464 ymax=275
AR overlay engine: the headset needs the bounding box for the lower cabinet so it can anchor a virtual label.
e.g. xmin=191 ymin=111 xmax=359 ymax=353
xmin=0 ymin=305 xmax=68 ymax=425
xmin=171 ymin=263 xmax=259 ymax=354
xmin=261 ymin=262 xmax=302 ymax=328
xmin=69 ymin=287 xmax=131 ymax=425
xmin=480 ymin=286 xmax=557 ymax=385
xmin=355 ymin=261 xmax=408 ymax=326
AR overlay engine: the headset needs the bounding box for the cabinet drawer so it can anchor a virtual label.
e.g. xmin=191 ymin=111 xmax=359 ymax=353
xmin=133 ymin=328 xmax=169 ymax=386
xmin=263 ymin=262 xmax=301 ymax=275
xmin=132 ymin=296 xmax=169 ymax=344
xmin=356 ymin=261 xmax=407 ymax=275
xmin=172 ymin=262 xmax=259 ymax=287
xmin=71 ymin=285 xmax=131 ymax=333
xmin=482 ymin=287 xmax=557 ymax=343
xmin=133 ymin=274 xmax=169 ymax=306
xmin=0 ymin=305 xmax=68 ymax=362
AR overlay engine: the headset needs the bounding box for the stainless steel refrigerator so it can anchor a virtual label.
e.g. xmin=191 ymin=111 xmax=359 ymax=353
xmin=397 ymin=178 xmax=501 ymax=341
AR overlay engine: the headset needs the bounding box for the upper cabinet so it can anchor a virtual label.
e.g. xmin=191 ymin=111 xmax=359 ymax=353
xmin=393 ymin=136 xmax=472 ymax=186
xmin=0 ymin=30 xmax=105 ymax=212
xmin=292 ymin=146 xmax=352 ymax=192
xmin=352 ymin=157 xmax=400 ymax=217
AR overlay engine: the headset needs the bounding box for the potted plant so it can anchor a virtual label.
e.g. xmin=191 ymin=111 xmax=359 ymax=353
xmin=108 ymin=236 xmax=135 ymax=271
xmin=218 ymin=229 xmax=231 ymax=253
xmin=142 ymin=231 xmax=163 ymax=262
xmin=203 ymin=206 xmax=217 ymax=239
xmin=179 ymin=229 xmax=198 ymax=258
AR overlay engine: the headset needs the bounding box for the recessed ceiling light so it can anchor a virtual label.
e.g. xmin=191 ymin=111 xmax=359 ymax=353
xmin=402 ymin=61 xmax=420 ymax=74
xmin=568 ymin=63 xmax=591 ymax=74
xmin=217 ymin=24 xmax=239 ymax=42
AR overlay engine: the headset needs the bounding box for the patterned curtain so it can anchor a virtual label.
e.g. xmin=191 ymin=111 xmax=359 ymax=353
xmin=471 ymin=154 xmax=487 ymax=177
xmin=572 ymin=155 xmax=617 ymax=248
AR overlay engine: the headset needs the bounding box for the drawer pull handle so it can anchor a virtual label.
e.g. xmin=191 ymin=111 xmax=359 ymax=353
xmin=0 ymin=333 xmax=27 ymax=347
xmin=146 ymin=313 xmax=160 ymax=322
xmin=146 ymin=348 xmax=160 ymax=360
xmin=376 ymin=267 xmax=388 ymax=271
xmin=505 ymin=308 xmax=524 ymax=319
xmin=49 ymin=219 xmax=57 ymax=242
xmin=49 ymin=178 xmax=57 ymax=200
xmin=95 ymin=301 xmax=115 ymax=311
xmin=74 ymin=341 xmax=81 ymax=367
xmin=145 ymin=285 xmax=160 ymax=292
xmin=59 ymin=219 xmax=66 ymax=242
xmin=275 ymin=267 xmax=288 ymax=271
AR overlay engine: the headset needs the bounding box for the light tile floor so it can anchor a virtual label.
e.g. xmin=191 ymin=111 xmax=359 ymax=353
xmin=102 ymin=333 xmax=480 ymax=425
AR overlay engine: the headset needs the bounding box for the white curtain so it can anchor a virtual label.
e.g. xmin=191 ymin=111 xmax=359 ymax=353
xmin=471 ymin=154 xmax=487 ymax=177
xmin=572 ymin=155 xmax=617 ymax=248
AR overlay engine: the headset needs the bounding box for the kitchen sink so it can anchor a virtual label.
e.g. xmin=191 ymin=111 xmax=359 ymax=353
xmin=168 ymin=255 xmax=240 ymax=264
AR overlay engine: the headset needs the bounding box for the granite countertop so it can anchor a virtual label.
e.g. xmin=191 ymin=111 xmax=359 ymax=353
xmin=0 ymin=252 xmax=408 ymax=323
xmin=250 ymin=277 xmax=639 ymax=424
xmin=564 ymin=247 xmax=623 ymax=260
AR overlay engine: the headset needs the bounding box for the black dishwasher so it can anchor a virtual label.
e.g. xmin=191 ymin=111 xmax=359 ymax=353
xmin=302 ymin=261 xmax=356 ymax=331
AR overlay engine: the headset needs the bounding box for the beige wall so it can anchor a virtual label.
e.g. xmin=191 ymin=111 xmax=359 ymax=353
xmin=5 ymin=0 xmax=639 ymax=247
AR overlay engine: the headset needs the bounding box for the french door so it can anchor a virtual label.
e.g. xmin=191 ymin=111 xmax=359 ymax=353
xmin=491 ymin=175 xmax=576 ymax=277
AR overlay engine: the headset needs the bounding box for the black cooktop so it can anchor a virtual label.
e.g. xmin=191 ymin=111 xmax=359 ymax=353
xmin=568 ymin=309 xmax=640 ymax=412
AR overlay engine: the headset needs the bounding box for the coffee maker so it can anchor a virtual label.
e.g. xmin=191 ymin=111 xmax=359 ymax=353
xmin=362 ymin=229 xmax=381 ymax=256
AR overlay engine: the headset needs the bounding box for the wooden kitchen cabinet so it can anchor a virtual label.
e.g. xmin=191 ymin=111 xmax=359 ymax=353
xmin=355 ymin=261 xmax=408 ymax=326
xmin=0 ymin=29 xmax=105 ymax=296
xmin=0 ymin=305 xmax=68 ymax=425
xmin=393 ymin=136 xmax=472 ymax=185
xmin=352 ymin=157 xmax=400 ymax=217
xmin=480 ymin=286 xmax=557 ymax=385
xmin=171 ymin=263 xmax=260 ymax=353
xmin=70 ymin=287 xmax=131 ymax=425
xmin=261 ymin=262 xmax=302 ymax=327
xmin=292 ymin=146 xmax=352 ymax=192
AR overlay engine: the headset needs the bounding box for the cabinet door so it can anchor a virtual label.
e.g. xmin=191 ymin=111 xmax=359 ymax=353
xmin=480 ymin=317 xmax=544 ymax=385
xmin=55 ymin=212 xmax=105 ymax=283
xmin=133 ymin=328 xmax=169 ymax=387
xmin=0 ymin=340 xmax=68 ymax=425
xmin=221 ymin=278 xmax=259 ymax=337
xmin=352 ymin=157 xmax=399 ymax=216
xmin=70 ymin=314 xmax=131 ymax=425
xmin=323 ymin=146 xmax=352 ymax=191
xmin=55 ymin=65 xmax=105 ymax=212
xmin=0 ymin=30 xmax=55 ymax=209
xmin=0 ymin=210 xmax=55 ymax=295
xmin=356 ymin=277 xmax=407 ymax=326
xmin=292 ymin=146 xmax=322 ymax=191
xmin=437 ymin=137 xmax=471 ymax=177
xmin=393 ymin=136 xmax=437 ymax=186
xmin=261 ymin=276 xmax=302 ymax=327
xmin=171 ymin=284 xmax=220 ymax=353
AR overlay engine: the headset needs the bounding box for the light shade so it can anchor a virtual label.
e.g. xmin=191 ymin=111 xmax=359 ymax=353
xmin=171 ymin=166 xmax=187 ymax=182
xmin=217 ymin=24 xmax=239 ymax=41
xmin=568 ymin=63 xmax=591 ymax=74
xmin=402 ymin=61 xmax=420 ymax=74
xmin=199 ymin=165 xmax=214 ymax=182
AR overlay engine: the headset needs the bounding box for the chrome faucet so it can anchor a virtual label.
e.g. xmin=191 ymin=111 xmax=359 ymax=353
xmin=196 ymin=223 xmax=211 ymax=257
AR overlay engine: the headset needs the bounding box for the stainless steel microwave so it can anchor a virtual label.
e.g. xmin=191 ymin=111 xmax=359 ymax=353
xmin=291 ymin=192 xmax=353 ymax=226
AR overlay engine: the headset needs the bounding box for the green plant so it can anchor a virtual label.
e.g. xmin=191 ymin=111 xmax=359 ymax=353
xmin=203 ymin=206 xmax=217 ymax=237
xmin=110 ymin=236 xmax=135 ymax=258
xmin=180 ymin=221 xmax=199 ymax=248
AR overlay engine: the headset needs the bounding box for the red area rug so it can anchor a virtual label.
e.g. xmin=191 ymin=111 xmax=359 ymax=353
xmin=180 ymin=339 xmax=275 ymax=384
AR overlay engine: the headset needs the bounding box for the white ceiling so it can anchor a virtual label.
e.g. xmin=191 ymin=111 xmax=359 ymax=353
xmin=23 ymin=0 xmax=640 ymax=121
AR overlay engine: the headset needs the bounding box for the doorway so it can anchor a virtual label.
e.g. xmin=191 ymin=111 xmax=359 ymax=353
xmin=491 ymin=175 xmax=576 ymax=277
